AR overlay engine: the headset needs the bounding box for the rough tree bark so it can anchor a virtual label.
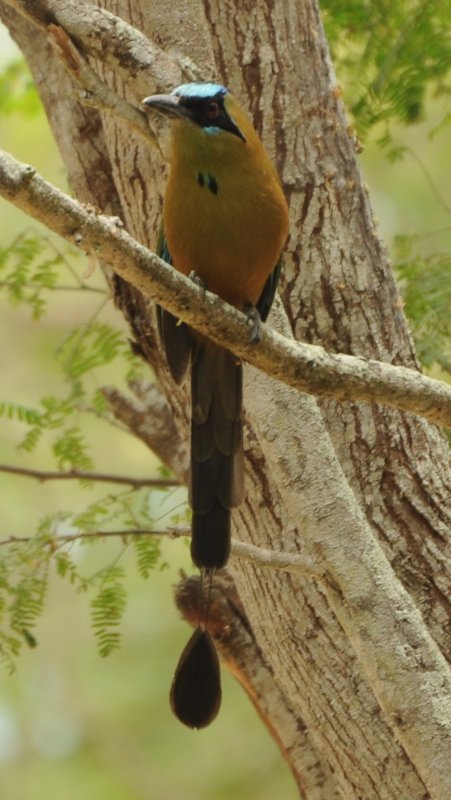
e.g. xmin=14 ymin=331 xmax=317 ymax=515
xmin=0 ymin=1 xmax=450 ymax=799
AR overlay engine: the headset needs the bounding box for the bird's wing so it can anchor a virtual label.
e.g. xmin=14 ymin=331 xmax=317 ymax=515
xmin=156 ymin=226 xmax=192 ymax=384
xmin=256 ymin=254 xmax=283 ymax=322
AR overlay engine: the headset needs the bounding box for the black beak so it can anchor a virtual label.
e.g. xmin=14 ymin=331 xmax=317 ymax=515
xmin=142 ymin=94 xmax=188 ymax=120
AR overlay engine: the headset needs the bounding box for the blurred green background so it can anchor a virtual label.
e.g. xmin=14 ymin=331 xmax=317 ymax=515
xmin=1 ymin=14 xmax=450 ymax=800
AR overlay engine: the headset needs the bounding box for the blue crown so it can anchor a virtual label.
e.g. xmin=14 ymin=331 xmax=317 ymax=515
xmin=171 ymin=83 xmax=228 ymax=99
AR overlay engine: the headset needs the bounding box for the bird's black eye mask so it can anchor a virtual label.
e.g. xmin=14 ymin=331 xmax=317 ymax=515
xmin=177 ymin=93 xmax=246 ymax=142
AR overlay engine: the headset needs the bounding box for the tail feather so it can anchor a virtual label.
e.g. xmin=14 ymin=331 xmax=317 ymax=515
xmin=191 ymin=409 xmax=216 ymax=461
xmin=170 ymin=627 xmax=221 ymax=729
xmin=190 ymin=341 xmax=243 ymax=569
xmin=157 ymin=307 xmax=191 ymax=384
xmin=189 ymin=450 xmax=228 ymax=513
xmin=192 ymin=500 xmax=231 ymax=568
xmin=158 ymin=316 xmax=243 ymax=569
xmin=215 ymin=349 xmax=242 ymax=419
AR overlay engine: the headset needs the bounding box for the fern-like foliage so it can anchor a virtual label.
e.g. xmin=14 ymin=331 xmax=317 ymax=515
xmin=91 ymin=566 xmax=128 ymax=657
xmin=13 ymin=395 xmax=94 ymax=471
xmin=0 ymin=234 xmax=142 ymax=468
xmin=0 ymin=232 xmax=82 ymax=318
xmin=322 ymin=0 xmax=451 ymax=150
xmin=0 ymin=401 xmax=40 ymax=425
xmin=56 ymin=322 xmax=126 ymax=380
xmin=8 ymin=563 xmax=48 ymax=648
xmin=134 ymin=536 xmax=161 ymax=580
xmin=0 ymin=482 xmax=179 ymax=667
xmin=0 ymin=530 xmax=51 ymax=671
xmin=72 ymin=485 xmax=157 ymax=533
xmin=52 ymin=426 xmax=94 ymax=472
xmin=394 ymin=236 xmax=451 ymax=375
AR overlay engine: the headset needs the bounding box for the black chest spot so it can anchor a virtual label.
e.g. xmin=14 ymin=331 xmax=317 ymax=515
xmin=197 ymin=172 xmax=219 ymax=195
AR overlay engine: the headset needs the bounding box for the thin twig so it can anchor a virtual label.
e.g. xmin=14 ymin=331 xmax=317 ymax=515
xmin=406 ymin=147 xmax=451 ymax=216
xmin=0 ymin=526 xmax=322 ymax=578
xmin=0 ymin=280 xmax=105 ymax=293
xmin=0 ymin=463 xmax=179 ymax=488
xmin=231 ymin=539 xmax=321 ymax=578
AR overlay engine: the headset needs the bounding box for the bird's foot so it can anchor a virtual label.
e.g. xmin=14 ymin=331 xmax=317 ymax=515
xmin=244 ymin=303 xmax=262 ymax=343
xmin=189 ymin=270 xmax=208 ymax=290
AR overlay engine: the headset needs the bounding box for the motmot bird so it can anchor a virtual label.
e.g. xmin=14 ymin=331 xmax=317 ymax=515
xmin=143 ymin=82 xmax=289 ymax=727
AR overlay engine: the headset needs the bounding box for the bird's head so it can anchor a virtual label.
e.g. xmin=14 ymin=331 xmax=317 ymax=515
xmin=142 ymin=83 xmax=258 ymax=161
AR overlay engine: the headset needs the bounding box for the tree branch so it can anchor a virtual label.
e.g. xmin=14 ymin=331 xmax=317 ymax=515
xmin=101 ymin=383 xmax=189 ymax=480
xmin=1 ymin=147 xmax=450 ymax=429
xmin=0 ymin=527 xmax=322 ymax=577
xmin=249 ymin=368 xmax=451 ymax=799
xmin=2 ymin=0 xmax=186 ymax=91
xmin=47 ymin=24 xmax=158 ymax=147
xmin=0 ymin=463 xmax=179 ymax=488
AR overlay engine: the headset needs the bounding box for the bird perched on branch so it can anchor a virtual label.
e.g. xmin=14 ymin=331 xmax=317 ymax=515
xmin=143 ymin=82 xmax=289 ymax=728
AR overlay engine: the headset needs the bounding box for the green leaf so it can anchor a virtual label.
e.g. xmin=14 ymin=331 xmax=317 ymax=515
xmin=134 ymin=536 xmax=160 ymax=579
xmin=91 ymin=567 xmax=127 ymax=657
xmin=0 ymin=401 xmax=41 ymax=425
xmin=4 ymin=537 xmax=50 ymax=657
xmin=17 ymin=426 xmax=43 ymax=454
xmin=0 ymin=232 xmax=71 ymax=317
xmin=57 ymin=322 xmax=125 ymax=380
xmin=322 ymin=0 xmax=451 ymax=145
xmin=52 ymin=427 xmax=93 ymax=471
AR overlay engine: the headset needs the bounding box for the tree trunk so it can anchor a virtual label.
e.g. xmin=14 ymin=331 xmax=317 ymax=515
xmin=1 ymin=1 xmax=450 ymax=798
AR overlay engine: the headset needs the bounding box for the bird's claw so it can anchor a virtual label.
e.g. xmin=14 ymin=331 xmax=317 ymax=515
xmin=244 ymin=304 xmax=262 ymax=343
xmin=189 ymin=270 xmax=207 ymax=290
